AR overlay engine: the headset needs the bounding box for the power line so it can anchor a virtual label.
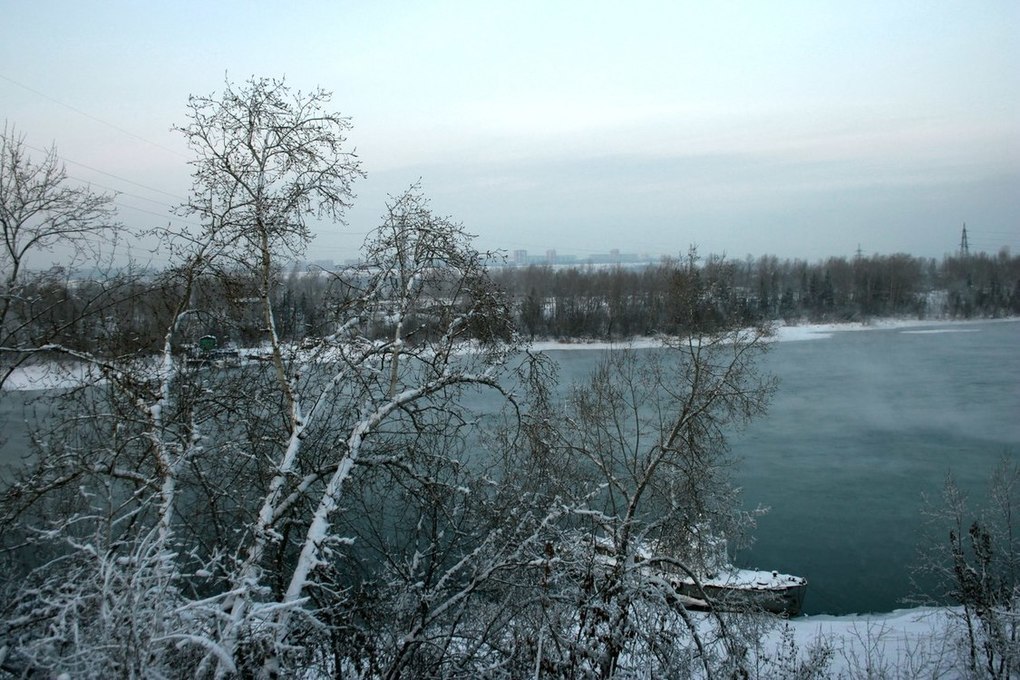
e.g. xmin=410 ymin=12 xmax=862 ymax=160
xmin=20 ymin=140 xmax=187 ymax=201
xmin=2 ymin=73 xmax=195 ymax=214
xmin=15 ymin=141 xmax=200 ymax=229
xmin=0 ymin=72 xmax=187 ymax=159
xmin=64 ymin=173 xmax=179 ymax=208
xmin=114 ymin=201 xmax=180 ymax=223
xmin=967 ymin=242 xmax=1019 ymax=250
xmin=60 ymin=171 xmax=205 ymax=231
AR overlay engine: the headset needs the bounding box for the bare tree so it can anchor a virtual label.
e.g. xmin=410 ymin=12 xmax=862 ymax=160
xmin=175 ymin=75 xmax=364 ymax=405
xmin=501 ymin=318 xmax=778 ymax=677
xmin=0 ymin=77 xmax=367 ymax=676
xmin=0 ymin=183 xmax=526 ymax=676
xmin=0 ymin=79 xmax=794 ymax=678
xmin=0 ymin=124 xmax=121 ymax=387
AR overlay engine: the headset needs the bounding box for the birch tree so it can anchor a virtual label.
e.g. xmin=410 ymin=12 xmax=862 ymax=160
xmin=205 ymin=187 xmax=521 ymax=675
xmin=0 ymin=76 xmax=363 ymax=676
xmin=0 ymin=77 xmax=792 ymax=678
xmin=0 ymin=76 xmax=530 ymax=676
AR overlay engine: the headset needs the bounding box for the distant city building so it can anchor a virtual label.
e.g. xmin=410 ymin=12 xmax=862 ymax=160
xmin=495 ymin=247 xmax=656 ymax=268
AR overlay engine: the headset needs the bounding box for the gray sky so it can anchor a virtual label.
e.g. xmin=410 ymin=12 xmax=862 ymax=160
xmin=3 ymin=1 xmax=1018 ymax=265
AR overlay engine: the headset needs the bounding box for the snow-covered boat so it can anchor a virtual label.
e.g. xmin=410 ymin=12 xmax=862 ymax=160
xmin=675 ymin=567 xmax=807 ymax=616
xmin=587 ymin=531 xmax=808 ymax=616
xmin=669 ymin=528 xmax=808 ymax=616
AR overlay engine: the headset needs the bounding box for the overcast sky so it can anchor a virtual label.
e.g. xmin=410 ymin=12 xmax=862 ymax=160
xmin=3 ymin=1 xmax=1018 ymax=265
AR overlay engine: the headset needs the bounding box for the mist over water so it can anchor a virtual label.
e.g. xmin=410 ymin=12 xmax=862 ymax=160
xmin=730 ymin=320 xmax=1020 ymax=615
xmin=541 ymin=321 xmax=1019 ymax=615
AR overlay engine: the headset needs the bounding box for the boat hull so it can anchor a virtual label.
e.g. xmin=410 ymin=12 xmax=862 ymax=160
xmin=677 ymin=577 xmax=807 ymax=617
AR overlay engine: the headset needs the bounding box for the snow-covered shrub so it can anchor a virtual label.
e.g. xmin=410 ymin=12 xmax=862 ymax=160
xmin=917 ymin=457 xmax=1020 ymax=678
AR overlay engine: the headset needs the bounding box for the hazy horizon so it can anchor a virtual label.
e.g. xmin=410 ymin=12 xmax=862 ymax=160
xmin=3 ymin=1 xmax=1017 ymax=267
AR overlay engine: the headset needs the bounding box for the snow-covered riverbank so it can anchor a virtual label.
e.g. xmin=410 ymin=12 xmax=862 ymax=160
xmin=771 ymin=606 xmax=967 ymax=678
xmin=5 ymin=318 xmax=1015 ymax=390
xmin=528 ymin=316 xmax=1018 ymax=351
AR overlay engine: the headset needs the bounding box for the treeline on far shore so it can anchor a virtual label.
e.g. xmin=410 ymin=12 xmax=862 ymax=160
xmin=492 ymin=249 xmax=1020 ymax=339
xmin=8 ymin=249 xmax=1019 ymax=355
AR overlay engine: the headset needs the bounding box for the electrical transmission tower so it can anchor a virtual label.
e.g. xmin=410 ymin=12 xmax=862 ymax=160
xmin=959 ymin=223 xmax=969 ymax=256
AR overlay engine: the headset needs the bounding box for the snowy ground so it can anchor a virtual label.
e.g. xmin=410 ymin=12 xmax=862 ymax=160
xmin=773 ymin=607 xmax=966 ymax=678
xmin=769 ymin=317 xmax=1014 ymax=343
xmin=1 ymin=361 xmax=103 ymax=391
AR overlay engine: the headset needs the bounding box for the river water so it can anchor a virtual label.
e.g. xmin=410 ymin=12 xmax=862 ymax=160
xmin=739 ymin=320 xmax=1019 ymax=615
xmin=3 ymin=320 xmax=1017 ymax=615
xmin=543 ymin=320 xmax=1020 ymax=614
xmin=734 ymin=320 xmax=1020 ymax=614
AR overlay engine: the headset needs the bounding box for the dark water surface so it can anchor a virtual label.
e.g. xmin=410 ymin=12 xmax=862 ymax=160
xmin=728 ymin=321 xmax=1020 ymax=614
xmin=0 ymin=391 xmax=51 ymax=470
xmin=544 ymin=320 xmax=1020 ymax=614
